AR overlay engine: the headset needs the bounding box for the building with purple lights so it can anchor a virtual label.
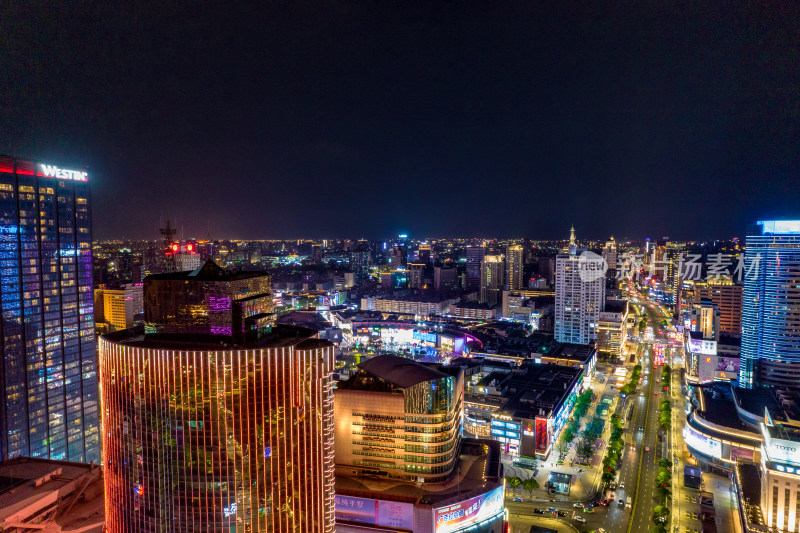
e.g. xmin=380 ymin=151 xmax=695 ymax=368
xmin=143 ymin=259 xmax=274 ymax=343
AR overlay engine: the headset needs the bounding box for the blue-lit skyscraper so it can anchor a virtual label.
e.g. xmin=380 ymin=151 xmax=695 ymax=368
xmin=0 ymin=155 xmax=98 ymax=462
xmin=739 ymin=220 xmax=800 ymax=389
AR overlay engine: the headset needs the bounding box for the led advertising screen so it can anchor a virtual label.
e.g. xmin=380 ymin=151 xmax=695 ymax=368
xmin=683 ymin=426 xmax=721 ymax=459
xmin=335 ymin=495 xmax=414 ymax=530
xmin=688 ymin=337 xmax=717 ymax=356
xmin=433 ymin=485 xmax=504 ymax=533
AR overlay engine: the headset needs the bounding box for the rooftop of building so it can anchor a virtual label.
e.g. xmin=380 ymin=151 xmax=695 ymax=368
xmin=277 ymin=310 xmax=332 ymax=331
xmin=471 ymin=361 xmax=583 ymax=420
xmin=0 ymin=457 xmax=104 ymax=532
xmin=367 ymin=292 xmax=457 ymax=303
xmin=102 ymin=323 xmax=328 ymax=350
xmin=335 ymin=438 xmax=502 ymax=507
xmin=452 ymin=301 xmax=499 ymax=310
xmin=603 ymin=299 xmax=628 ymax=314
xmin=145 ymin=259 xmax=268 ymax=282
xmin=339 ymin=354 xmax=456 ymax=390
xmin=735 ymin=462 xmax=764 ymax=527
xmin=695 ymin=385 xmax=755 ymax=433
xmin=448 ymin=356 xmax=484 ymax=370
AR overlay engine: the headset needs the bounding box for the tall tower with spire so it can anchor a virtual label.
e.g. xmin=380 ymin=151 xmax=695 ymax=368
xmin=569 ymin=225 xmax=577 ymax=256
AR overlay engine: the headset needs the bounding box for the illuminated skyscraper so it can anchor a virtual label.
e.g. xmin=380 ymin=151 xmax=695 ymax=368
xmin=101 ymin=266 xmax=335 ymax=532
xmin=505 ymin=244 xmax=523 ymax=290
xmin=465 ymin=245 xmax=486 ymax=291
xmin=740 ymin=220 xmax=800 ymax=389
xmin=0 ymin=155 xmax=98 ymax=463
xmin=480 ymin=255 xmax=504 ymax=306
xmin=555 ymin=228 xmax=605 ymax=345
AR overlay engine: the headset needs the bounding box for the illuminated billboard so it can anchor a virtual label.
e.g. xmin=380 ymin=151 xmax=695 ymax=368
xmin=433 ymin=485 xmax=504 ymax=533
xmin=683 ymin=426 xmax=721 ymax=459
xmin=335 ymin=495 xmax=414 ymax=530
xmin=688 ymin=337 xmax=717 ymax=356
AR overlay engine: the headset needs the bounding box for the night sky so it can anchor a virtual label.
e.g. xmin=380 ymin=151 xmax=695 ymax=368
xmin=1 ymin=3 xmax=798 ymax=241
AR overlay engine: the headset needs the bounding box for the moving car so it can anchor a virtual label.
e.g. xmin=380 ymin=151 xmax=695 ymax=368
xmin=618 ymin=499 xmax=625 ymax=507
xmin=575 ymin=516 xmax=586 ymax=523
xmin=513 ymin=497 xmax=523 ymax=502
xmin=573 ymin=502 xmax=584 ymax=508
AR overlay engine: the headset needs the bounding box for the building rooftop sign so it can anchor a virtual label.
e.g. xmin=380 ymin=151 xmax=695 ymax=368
xmin=39 ymin=163 xmax=88 ymax=182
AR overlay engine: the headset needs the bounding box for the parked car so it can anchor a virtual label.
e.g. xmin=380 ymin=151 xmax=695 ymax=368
xmin=513 ymin=497 xmax=523 ymax=502
xmin=557 ymin=511 xmax=566 ymax=517
xmin=533 ymin=508 xmax=544 ymax=514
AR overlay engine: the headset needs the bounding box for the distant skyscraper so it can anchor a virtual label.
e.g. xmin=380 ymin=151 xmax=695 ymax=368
xmin=389 ymin=245 xmax=406 ymax=269
xmin=602 ymin=238 xmax=617 ymax=270
xmin=101 ymin=264 xmax=335 ymax=532
xmin=555 ymin=228 xmax=605 ymax=345
xmin=434 ymin=264 xmax=458 ymax=292
xmin=0 ymin=155 xmax=98 ymax=463
xmin=312 ymin=243 xmax=323 ymax=264
xmin=740 ymin=221 xmax=800 ymax=389
xmin=418 ymin=242 xmax=432 ymax=263
xmin=480 ymin=255 xmax=504 ymax=306
xmin=349 ymin=245 xmax=371 ymax=281
xmin=465 ymin=245 xmax=486 ymax=291
xmin=506 ymin=244 xmax=523 ymax=290
xmin=408 ymin=262 xmax=425 ymax=289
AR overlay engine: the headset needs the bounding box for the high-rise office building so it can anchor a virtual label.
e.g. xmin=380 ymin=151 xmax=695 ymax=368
xmin=602 ymin=238 xmax=617 ymax=270
xmin=740 ymin=221 xmax=800 ymax=389
xmin=434 ymin=264 xmax=458 ymax=292
xmin=480 ymin=255 xmax=504 ymax=306
xmin=690 ymin=302 xmax=721 ymax=342
xmin=417 ymin=242 xmax=431 ymax=264
xmin=693 ymin=280 xmax=743 ymax=336
xmin=100 ymin=266 xmax=336 ymax=532
xmin=506 ymin=244 xmax=523 ymax=290
xmin=389 ymin=245 xmax=406 ymax=269
xmin=465 ymin=245 xmax=486 ymax=291
xmin=144 ymin=260 xmax=274 ymax=344
xmin=0 ymin=155 xmax=98 ymax=463
xmin=94 ymin=283 xmax=144 ymax=332
xmin=555 ymin=228 xmax=605 ymax=345
xmin=408 ymin=262 xmax=425 ymax=289
xmin=349 ymin=245 xmax=371 ymax=282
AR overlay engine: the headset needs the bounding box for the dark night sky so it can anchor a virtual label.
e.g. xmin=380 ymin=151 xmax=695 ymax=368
xmin=1 ymin=3 xmax=798 ymax=241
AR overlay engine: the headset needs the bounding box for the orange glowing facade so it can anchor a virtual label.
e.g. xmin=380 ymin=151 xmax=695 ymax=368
xmin=99 ymin=327 xmax=335 ymax=532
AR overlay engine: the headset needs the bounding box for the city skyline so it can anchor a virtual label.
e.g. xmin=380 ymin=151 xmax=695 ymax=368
xmin=2 ymin=4 xmax=799 ymax=240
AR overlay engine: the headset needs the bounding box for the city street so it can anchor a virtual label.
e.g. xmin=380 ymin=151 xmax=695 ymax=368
xmin=507 ymin=297 xmax=681 ymax=533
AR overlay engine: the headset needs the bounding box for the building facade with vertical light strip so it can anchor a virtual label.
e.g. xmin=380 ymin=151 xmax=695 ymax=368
xmin=100 ymin=327 xmax=335 ymax=532
xmin=0 ymin=155 xmax=98 ymax=463
xmin=100 ymin=265 xmax=335 ymax=532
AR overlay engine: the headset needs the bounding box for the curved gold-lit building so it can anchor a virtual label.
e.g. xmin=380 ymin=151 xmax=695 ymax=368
xmin=100 ymin=326 xmax=335 ymax=532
